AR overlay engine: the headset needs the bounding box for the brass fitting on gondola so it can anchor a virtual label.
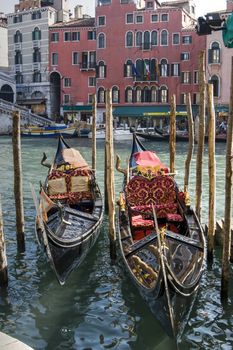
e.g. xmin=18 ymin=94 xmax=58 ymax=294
xmin=184 ymin=186 xmax=191 ymax=207
xmin=118 ymin=192 xmax=126 ymax=211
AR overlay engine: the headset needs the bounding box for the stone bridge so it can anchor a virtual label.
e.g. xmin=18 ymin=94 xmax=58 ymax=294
xmin=0 ymin=99 xmax=52 ymax=135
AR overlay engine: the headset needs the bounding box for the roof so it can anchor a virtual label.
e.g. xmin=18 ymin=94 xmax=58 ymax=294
xmin=51 ymin=17 xmax=95 ymax=28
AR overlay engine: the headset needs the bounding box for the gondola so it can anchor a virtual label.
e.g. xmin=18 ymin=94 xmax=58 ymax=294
xmin=135 ymin=129 xmax=166 ymax=142
xmin=117 ymin=133 xmax=206 ymax=338
xmin=33 ymin=136 xmax=104 ymax=285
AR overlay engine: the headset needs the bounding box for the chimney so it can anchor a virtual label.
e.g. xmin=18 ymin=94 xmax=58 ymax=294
xmin=227 ymin=0 xmax=233 ymax=12
xmin=74 ymin=5 xmax=83 ymax=19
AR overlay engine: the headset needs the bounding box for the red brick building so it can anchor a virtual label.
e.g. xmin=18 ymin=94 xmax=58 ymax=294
xmin=49 ymin=7 xmax=96 ymax=121
xmin=50 ymin=0 xmax=206 ymax=124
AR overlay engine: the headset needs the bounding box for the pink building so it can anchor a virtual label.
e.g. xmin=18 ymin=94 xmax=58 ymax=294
xmin=49 ymin=6 xmax=96 ymax=121
xmin=95 ymin=0 xmax=206 ymax=124
xmin=49 ymin=0 xmax=206 ymax=124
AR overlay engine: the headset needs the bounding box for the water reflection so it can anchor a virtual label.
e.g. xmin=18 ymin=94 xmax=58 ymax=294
xmin=0 ymin=136 xmax=230 ymax=350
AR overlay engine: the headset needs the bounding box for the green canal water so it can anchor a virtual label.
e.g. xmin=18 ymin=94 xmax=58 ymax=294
xmin=0 ymin=136 xmax=232 ymax=350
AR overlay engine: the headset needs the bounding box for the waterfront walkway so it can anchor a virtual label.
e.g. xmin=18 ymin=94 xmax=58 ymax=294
xmin=0 ymin=332 xmax=33 ymax=349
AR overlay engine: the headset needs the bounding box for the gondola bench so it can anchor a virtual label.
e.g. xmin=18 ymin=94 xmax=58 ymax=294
xmin=125 ymin=175 xmax=182 ymax=229
xmin=47 ymin=168 xmax=92 ymax=204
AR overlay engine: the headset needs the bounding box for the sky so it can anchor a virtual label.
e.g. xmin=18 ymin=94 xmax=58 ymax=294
xmin=0 ymin=0 xmax=228 ymax=17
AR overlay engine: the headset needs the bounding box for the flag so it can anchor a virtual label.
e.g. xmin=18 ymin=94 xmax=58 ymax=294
xmin=132 ymin=63 xmax=140 ymax=77
xmin=40 ymin=187 xmax=54 ymax=222
xmin=144 ymin=60 xmax=150 ymax=81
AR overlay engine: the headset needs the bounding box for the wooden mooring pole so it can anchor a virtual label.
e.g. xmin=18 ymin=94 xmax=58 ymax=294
xmin=170 ymin=94 xmax=176 ymax=173
xmin=0 ymin=196 xmax=8 ymax=287
xmin=207 ymin=84 xmax=216 ymax=263
xmin=184 ymin=93 xmax=194 ymax=190
xmin=12 ymin=111 xmax=25 ymax=252
xmin=221 ymin=58 xmax=233 ymax=301
xmin=195 ymin=50 xmax=206 ymax=222
xmin=92 ymin=94 xmax=97 ymax=172
xmin=105 ymin=89 xmax=117 ymax=259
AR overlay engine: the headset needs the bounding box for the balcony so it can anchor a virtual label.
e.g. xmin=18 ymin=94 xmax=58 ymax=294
xmin=32 ymin=62 xmax=41 ymax=71
xmin=33 ymin=40 xmax=40 ymax=48
xmin=15 ymin=64 xmax=22 ymax=73
xmin=14 ymin=43 xmax=22 ymax=51
xmin=80 ymin=61 xmax=96 ymax=70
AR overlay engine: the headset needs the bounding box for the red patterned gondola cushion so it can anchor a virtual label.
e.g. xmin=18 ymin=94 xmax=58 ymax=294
xmin=125 ymin=175 xmax=178 ymax=218
xmin=166 ymin=213 xmax=183 ymax=222
xmin=131 ymin=215 xmax=154 ymax=228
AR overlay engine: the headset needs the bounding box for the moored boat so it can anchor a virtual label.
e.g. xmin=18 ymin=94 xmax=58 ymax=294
xmin=33 ymin=136 xmax=104 ymax=284
xmin=117 ymin=133 xmax=206 ymax=338
xmin=21 ymin=123 xmax=77 ymax=138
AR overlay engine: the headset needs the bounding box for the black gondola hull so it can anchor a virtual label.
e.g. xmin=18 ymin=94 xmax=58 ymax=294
xmin=117 ymin=133 xmax=206 ymax=338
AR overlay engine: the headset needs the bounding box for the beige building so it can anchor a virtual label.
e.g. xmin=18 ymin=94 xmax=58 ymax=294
xmin=7 ymin=0 xmax=69 ymax=117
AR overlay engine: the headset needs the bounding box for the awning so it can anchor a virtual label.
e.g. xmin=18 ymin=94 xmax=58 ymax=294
xmin=113 ymin=105 xmax=191 ymax=118
xmin=63 ymin=105 xmax=92 ymax=112
xmin=215 ymin=105 xmax=229 ymax=113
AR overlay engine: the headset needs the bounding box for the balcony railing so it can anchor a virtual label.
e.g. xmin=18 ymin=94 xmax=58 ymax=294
xmin=15 ymin=64 xmax=22 ymax=72
xmin=32 ymin=62 xmax=41 ymax=71
xmin=33 ymin=40 xmax=40 ymax=48
xmin=80 ymin=61 xmax=96 ymax=70
xmin=14 ymin=43 xmax=22 ymax=51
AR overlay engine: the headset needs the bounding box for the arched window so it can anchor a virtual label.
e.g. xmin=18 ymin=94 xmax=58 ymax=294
xmin=209 ymin=41 xmax=220 ymax=64
xmin=126 ymin=31 xmax=133 ymax=47
xmin=143 ymin=31 xmax=150 ymax=50
xmin=14 ymin=30 xmax=22 ymax=43
xmin=160 ymin=86 xmax=168 ymax=103
xmin=160 ymin=59 xmax=168 ymax=77
xmin=136 ymin=31 xmax=142 ymax=47
xmin=136 ymin=59 xmax=143 ymax=81
xmin=124 ymin=59 xmax=132 ymax=77
xmin=15 ymin=51 xmax=22 ymax=65
xmin=32 ymin=91 xmax=43 ymax=99
xmin=33 ymin=72 xmax=41 ymax=83
xmin=135 ymin=87 xmax=142 ymax=102
xmin=151 ymin=86 xmax=157 ymax=102
xmin=142 ymin=86 xmax=150 ymax=102
xmin=97 ymin=61 xmax=106 ymax=78
xmin=15 ymin=73 xmax=23 ymax=84
xmin=150 ymin=59 xmax=157 ymax=81
xmin=151 ymin=31 xmax=158 ymax=46
xmin=112 ymin=86 xmax=119 ymax=103
xmin=125 ymin=87 xmax=133 ymax=102
xmin=161 ymin=30 xmax=168 ymax=46
xmin=33 ymin=48 xmax=41 ymax=62
xmin=209 ymin=75 xmax=219 ymax=97
xmin=32 ymin=27 xmax=41 ymax=41
xmin=98 ymin=33 xmax=105 ymax=49
xmin=98 ymin=87 xmax=105 ymax=103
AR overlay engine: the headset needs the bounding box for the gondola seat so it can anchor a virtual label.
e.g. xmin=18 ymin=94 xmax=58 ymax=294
xmin=47 ymin=168 xmax=93 ymax=204
xmin=125 ymin=175 xmax=178 ymax=219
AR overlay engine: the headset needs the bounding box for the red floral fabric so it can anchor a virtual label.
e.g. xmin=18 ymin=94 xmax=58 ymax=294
xmin=126 ymin=175 xmax=178 ymax=218
xmin=166 ymin=213 xmax=183 ymax=222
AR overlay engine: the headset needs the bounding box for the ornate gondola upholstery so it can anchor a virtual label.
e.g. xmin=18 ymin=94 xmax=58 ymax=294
xmin=48 ymin=168 xmax=92 ymax=203
xmin=125 ymin=175 xmax=178 ymax=221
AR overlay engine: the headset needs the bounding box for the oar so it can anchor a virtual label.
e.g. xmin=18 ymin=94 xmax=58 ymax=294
xmin=152 ymin=204 xmax=176 ymax=337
